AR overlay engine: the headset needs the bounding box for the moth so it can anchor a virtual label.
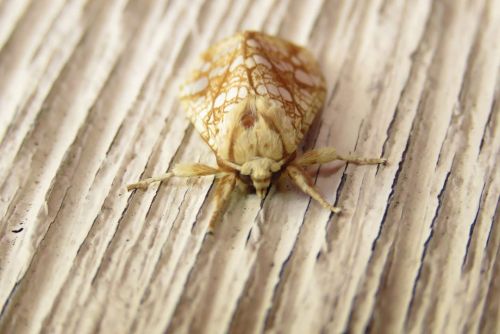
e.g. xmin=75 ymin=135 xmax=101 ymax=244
xmin=128 ymin=31 xmax=386 ymax=230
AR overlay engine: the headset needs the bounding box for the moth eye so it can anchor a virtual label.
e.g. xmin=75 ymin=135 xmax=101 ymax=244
xmin=239 ymin=174 xmax=252 ymax=184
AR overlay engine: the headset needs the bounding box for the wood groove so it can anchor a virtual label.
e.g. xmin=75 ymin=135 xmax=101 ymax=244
xmin=0 ymin=1 xmax=499 ymax=333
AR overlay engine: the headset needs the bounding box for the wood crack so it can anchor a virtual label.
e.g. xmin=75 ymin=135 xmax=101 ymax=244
xmin=1 ymin=1 xmax=498 ymax=333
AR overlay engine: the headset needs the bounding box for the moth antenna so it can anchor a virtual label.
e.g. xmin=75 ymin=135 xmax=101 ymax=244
xmin=208 ymin=173 xmax=237 ymax=234
xmin=127 ymin=163 xmax=220 ymax=191
xmin=286 ymin=165 xmax=341 ymax=213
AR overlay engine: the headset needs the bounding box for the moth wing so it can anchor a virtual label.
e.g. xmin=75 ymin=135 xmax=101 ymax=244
xmin=179 ymin=34 xmax=247 ymax=153
xmin=179 ymin=31 xmax=326 ymax=155
xmin=249 ymin=32 xmax=326 ymax=144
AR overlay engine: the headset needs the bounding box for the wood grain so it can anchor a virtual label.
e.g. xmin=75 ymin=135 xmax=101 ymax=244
xmin=0 ymin=0 xmax=498 ymax=333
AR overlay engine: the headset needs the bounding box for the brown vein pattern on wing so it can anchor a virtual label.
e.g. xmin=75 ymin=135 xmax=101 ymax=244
xmin=179 ymin=34 xmax=244 ymax=151
xmin=179 ymin=31 xmax=326 ymax=153
xmin=251 ymin=32 xmax=326 ymax=141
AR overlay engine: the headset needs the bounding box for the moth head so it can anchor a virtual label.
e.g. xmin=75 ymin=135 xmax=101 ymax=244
xmin=240 ymin=158 xmax=281 ymax=198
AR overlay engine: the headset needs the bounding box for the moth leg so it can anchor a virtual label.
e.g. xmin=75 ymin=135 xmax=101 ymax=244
xmin=127 ymin=163 xmax=220 ymax=191
xmin=276 ymin=172 xmax=288 ymax=192
xmin=236 ymin=178 xmax=251 ymax=193
xmin=295 ymin=147 xmax=387 ymax=167
xmin=286 ymin=165 xmax=341 ymax=213
xmin=208 ymin=173 xmax=237 ymax=234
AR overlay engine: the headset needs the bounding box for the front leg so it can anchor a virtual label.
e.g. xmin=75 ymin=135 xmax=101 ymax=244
xmin=294 ymin=147 xmax=387 ymax=167
xmin=208 ymin=173 xmax=237 ymax=234
xmin=127 ymin=163 xmax=221 ymax=191
xmin=286 ymin=165 xmax=341 ymax=213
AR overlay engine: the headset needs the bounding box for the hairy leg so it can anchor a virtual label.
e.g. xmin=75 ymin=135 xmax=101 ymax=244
xmin=127 ymin=163 xmax=220 ymax=191
xmin=294 ymin=147 xmax=387 ymax=167
xmin=208 ymin=173 xmax=237 ymax=233
xmin=286 ymin=165 xmax=341 ymax=213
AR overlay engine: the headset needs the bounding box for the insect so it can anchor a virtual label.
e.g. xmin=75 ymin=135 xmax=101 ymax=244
xmin=128 ymin=31 xmax=386 ymax=231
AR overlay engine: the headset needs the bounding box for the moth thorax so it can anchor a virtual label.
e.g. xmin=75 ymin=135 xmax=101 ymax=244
xmin=240 ymin=158 xmax=281 ymax=198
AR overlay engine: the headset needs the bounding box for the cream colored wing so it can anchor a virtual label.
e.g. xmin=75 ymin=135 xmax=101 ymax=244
xmin=246 ymin=32 xmax=326 ymax=141
xmin=179 ymin=31 xmax=326 ymax=154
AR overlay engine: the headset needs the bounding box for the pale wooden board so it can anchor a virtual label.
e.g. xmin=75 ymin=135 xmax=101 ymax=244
xmin=0 ymin=0 xmax=499 ymax=333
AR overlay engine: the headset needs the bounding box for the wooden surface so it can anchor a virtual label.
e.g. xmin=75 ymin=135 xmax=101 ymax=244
xmin=0 ymin=0 xmax=499 ymax=333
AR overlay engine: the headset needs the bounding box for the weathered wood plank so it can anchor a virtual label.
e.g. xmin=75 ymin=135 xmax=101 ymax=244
xmin=0 ymin=0 xmax=498 ymax=333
